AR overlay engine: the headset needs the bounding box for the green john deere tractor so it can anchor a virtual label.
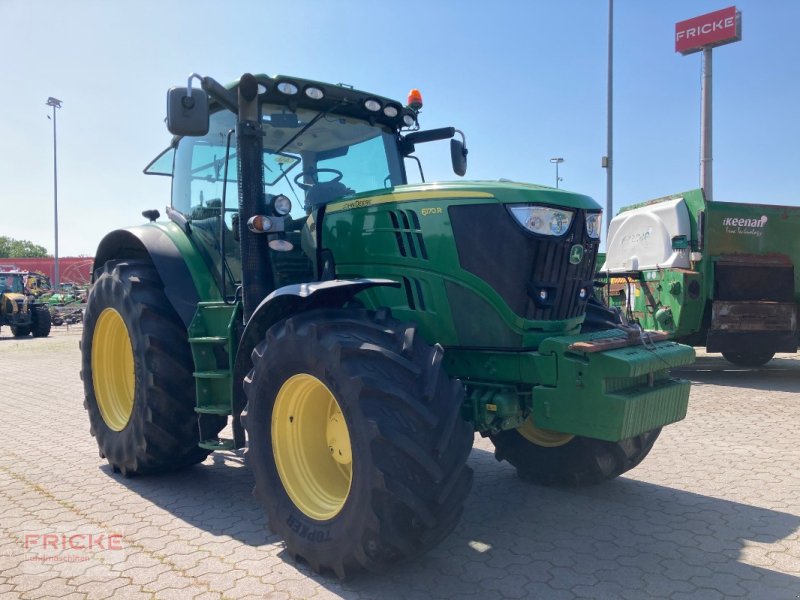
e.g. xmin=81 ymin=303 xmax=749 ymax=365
xmin=80 ymin=72 xmax=695 ymax=577
xmin=0 ymin=271 xmax=51 ymax=337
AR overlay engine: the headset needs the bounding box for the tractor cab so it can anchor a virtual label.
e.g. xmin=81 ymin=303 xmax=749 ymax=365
xmin=0 ymin=272 xmax=24 ymax=294
xmin=147 ymin=75 xmax=466 ymax=299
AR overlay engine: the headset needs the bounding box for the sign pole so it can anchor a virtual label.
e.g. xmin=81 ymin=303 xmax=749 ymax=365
xmin=675 ymin=6 xmax=741 ymax=204
xmin=606 ymin=0 xmax=613 ymax=231
xmin=700 ymin=47 xmax=713 ymax=201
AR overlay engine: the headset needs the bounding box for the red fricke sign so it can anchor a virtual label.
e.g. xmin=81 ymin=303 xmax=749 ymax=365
xmin=675 ymin=6 xmax=741 ymax=55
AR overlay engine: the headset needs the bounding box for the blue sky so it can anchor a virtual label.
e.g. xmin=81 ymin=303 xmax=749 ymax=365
xmin=2 ymin=0 xmax=798 ymax=256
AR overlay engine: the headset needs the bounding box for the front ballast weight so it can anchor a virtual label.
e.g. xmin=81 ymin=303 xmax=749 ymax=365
xmin=481 ymin=328 xmax=693 ymax=487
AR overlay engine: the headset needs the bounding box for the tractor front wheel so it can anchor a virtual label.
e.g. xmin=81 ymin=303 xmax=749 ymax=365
xmin=491 ymin=418 xmax=661 ymax=486
xmin=242 ymin=308 xmax=473 ymax=577
xmin=10 ymin=324 xmax=31 ymax=337
xmin=81 ymin=260 xmax=223 ymax=475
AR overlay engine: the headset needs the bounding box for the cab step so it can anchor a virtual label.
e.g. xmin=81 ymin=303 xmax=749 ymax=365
xmin=188 ymin=301 xmax=245 ymax=451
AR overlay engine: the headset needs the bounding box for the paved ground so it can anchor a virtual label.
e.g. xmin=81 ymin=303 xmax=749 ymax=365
xmin=0 ymin=325 xmax=798 ymax=599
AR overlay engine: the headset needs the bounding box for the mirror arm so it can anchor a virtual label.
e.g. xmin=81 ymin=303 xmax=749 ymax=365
xmin=185 ymin=73 xmax=203 ymax=97
xmin=403 ymin=126 xmax=456 ymax=146
xmin=407 ymin=155 xmax=425 ymax=183
xmin=454 ymin=128 xmax=467 ymax=149
xmin=200 ymin=76 xmax=239 ymax=113
xmin=400 ymin=139 xmax=415 ymax=157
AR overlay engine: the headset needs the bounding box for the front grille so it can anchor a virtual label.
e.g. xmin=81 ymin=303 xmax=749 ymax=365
xmin=449 ymin=204 xmax=599 ymax=320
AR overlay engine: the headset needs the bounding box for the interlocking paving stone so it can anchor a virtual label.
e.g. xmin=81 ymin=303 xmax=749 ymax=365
xmin=0 ymin=327 xmax=798 ymax=599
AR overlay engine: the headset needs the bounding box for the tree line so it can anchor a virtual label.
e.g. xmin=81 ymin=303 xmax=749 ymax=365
xmin=0 ymin=236 xmax=49 ymax=258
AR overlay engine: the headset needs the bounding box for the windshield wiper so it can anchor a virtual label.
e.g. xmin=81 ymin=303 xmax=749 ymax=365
xmin=274 ymin=103 xmax=343 ymax=155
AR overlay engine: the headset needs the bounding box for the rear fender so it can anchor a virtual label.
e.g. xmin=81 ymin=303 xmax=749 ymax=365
xmin=93 ymin=226 xmax=214 ymax=328
xmin=4 ymin=293 xmax=26 ymax=314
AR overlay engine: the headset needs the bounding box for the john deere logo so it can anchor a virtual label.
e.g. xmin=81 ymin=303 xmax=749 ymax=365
xmin=569 ymin=244 xmax=584 ymax=265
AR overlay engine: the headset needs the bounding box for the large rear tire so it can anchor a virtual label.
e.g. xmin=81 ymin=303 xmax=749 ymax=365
xmin=81 ymin=260 xmax=224 ymax=475
xmin=242 ymin=307 xmax=473 ymax=578
xmin=491 ymin=421 xmax=662 ymax=485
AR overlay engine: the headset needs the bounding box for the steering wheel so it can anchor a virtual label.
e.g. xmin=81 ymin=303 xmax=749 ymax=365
xmin=293 ymin=168 xmax=344 ymax=191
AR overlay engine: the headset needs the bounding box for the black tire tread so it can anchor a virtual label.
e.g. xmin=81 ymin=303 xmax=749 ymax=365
xmin=491 ymin=421 xmax=662 ymax=486
xmin=31 ymin=305 xmax=52 ymax=337
xmin=81 ymin=260 xmax=224 ymax=475
xmin=242 ymin=307 xmax=473 ymax=577
xmin=10 ymin=324 xmax=31 ymax=337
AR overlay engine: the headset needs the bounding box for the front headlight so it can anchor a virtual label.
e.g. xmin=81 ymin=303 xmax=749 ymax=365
xmin=585 ymin=212 xmax=602 ymax=239
xmin=509 ymin=205 xmax=574 ymax=236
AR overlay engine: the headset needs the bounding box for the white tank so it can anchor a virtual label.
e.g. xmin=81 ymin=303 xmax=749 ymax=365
xmin=600 ymin=197 xmax=691 ymax=273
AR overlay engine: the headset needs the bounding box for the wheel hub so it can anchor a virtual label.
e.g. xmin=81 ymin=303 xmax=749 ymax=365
xmin=327 ymin=411 xmax=351 ymax=465
xmin=517 ymin=415 xmax=574 ymax=447
xmin=272 ymin=374 xmax=353 ymax=520
xmin=91 ymin=308 xmax=135 ymax=432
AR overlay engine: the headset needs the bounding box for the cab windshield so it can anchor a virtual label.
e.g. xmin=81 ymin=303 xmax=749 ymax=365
xmin=0 ymin=274 xmax=24 ymax=293
xmin=171 ymin=104 xmax=404 ymax=221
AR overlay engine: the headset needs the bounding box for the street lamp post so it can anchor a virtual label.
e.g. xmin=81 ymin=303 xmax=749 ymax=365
xmin=549 ymin=157 xmax=564 ymax=188
xmin=605 ymin=0 xmax=613 ymax=233
xmin=46 ymin=97 xmax=62 ymax=291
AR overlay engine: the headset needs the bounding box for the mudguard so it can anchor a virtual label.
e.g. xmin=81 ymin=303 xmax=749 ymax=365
xmin=232 ymin=278 xmax=400 ymax=401
xmin=93 ymin=226 xmax=214 ymax=328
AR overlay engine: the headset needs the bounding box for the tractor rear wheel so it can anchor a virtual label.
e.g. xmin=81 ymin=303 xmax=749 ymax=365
xmin=242 ymin=307 xmax=473 ymax=577
xmin=491 ymin=419 xmax=661 ymax=485
xmin=722 ymin=350 xmax=775 ymax=367
xmin=31 ymin=305 xmax=51 ymax=337
xmin=81 ymin=260 xmax=224 ymax=475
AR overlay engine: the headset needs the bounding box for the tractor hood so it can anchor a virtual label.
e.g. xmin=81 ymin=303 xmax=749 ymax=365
xmin=325 ymin=181 xmax=601 ymax=214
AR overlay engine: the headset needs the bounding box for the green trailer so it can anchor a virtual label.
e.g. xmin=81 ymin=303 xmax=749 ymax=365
xmin=80 ymin=72 xmax=694 ymax=577
xmin=601 ymin=188 xmax=799 ymax=366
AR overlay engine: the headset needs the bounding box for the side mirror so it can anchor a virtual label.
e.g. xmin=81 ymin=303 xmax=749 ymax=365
xmin=167 ymin=86 xmax=209 ymax=136
xmin=451 ymin=138 xmax=468 ymax=177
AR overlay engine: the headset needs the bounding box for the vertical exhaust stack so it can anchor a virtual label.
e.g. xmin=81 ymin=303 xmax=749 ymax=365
xmin=236 ymin=73 xmax=274 ymax=320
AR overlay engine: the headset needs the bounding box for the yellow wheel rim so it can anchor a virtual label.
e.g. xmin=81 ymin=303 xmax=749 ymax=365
xmin=92 ymin=308 xmax=135 ymax=432
xmin=272 ymin=374 xmax=352 ymax=521
xmin=517 ymin=415 xmax=574 ymax=448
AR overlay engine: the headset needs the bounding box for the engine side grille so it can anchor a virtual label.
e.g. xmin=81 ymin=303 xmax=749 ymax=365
xmin=388 ymin=210 xmax=428 ymax=260
xmin=401 ymin=276 xmax=427 ymax=311
xmin=449 ymin=204 xmax=599 ymax=321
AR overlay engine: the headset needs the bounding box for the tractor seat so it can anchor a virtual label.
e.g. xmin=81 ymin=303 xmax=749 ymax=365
xmin=304 ymin=181 xmax=353 ymax=210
